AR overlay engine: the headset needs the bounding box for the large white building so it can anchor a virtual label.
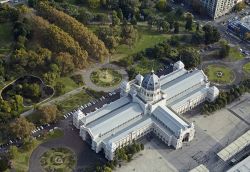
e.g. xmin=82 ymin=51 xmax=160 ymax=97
xmin=73 ymin=61 xmax=219 ymax=160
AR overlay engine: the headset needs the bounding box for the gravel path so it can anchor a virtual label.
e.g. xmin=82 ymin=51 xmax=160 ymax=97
xmin=76 ymin=63 xmax=128 ymax=92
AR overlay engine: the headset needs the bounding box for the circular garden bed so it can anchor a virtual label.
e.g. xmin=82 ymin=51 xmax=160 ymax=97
xmin=40 ymin=147 xmax=76 ymax=172
xmin=90 ymin=68 xmax=122 ymax=87
xmin=205 ymin=64 xmax=235 ymax=84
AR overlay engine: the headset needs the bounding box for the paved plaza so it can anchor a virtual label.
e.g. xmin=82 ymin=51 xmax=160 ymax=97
xmin=116 ymin=94 xmax=250 ymax=172
xmin=115 ymin=140 xmax=177 ymax=172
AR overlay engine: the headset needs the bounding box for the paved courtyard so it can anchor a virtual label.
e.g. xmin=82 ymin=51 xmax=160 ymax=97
xmin=116 ymin=94 xmax=250 ymax=172
xmin=115 ymin=140 xmax=177 ymax=172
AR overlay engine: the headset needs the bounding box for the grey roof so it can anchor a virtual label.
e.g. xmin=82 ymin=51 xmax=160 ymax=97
xmin=104 ymin=117 xmax=153 ymax=145
xmin=160 ymin=68 xmax=187 ymax=86
xmin=169 ymin=85 xmax=209 ymax=110
xmin=85 ymin=96 xmax=131 ymax=124
xmin=161 ymin=70 xmax=207 ymax=100
xmin=226 ymin=155 xmax=250 ymax=172
xmin=141 ymin=71 xmax=160 ymax=91
xmin=152 ymin=105 xmax=189 ymax=136
xmin=87 ymin=102 xmax=143 ymax=139
xmin=189 ymin=164 xmax=209 ymax=172
xmin=241 ymin=15 xmax=250 ymax=30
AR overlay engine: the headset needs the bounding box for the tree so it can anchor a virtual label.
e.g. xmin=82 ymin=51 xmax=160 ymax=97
xmin=23 ymin=83 xmax=41 ymax=99
xmin=130 ymin=16 xmax=137 ymax=25
xmin=11 ymin=95 xmax=23 ymax=112
xmin=175 ymin=8 xmax=184 ymax=18
xmin=9 ymin=146 xmax=18 ymax=159
xmin=112 ymin=11 xmax=120 ymax=26
xmin=244 ymin=32 xmax=250 ymax=41
xmin=191 ymin=31 xmax=204 ymax=44
xmin=55 ymin=52 xmax=74 ymax=75
xmin=203 ymin=25 xmax=221 ymax=44
xmin=103 ymin=166 xmax=112 ymax=172
xmin=185 ymin=13 xmax=193 ymax=31
xmin=117 ymin=8 xmax=123 ymax=20
xmin=162 ymin=21 xmax=170 ymax=33
xmin=9 ymin=117 xmax=35 ymax=139
xmin=174 ymin=21 xmax=179 ymax=33
xmin=97 ymin=26 xmax=120 ymax=52
xmin=54 ymin=82 xmax=66 ymax=95
xmin=219 ymin=40 xmax=230 ymax=58
xmin=0 ymin=157 xmax=9 ymax=171
xmin=36 ymin=2 xmax=109 ymax=62
xmin=87 ymin=0 xmax=101 ymax=9
xmin=156 ymin=0 xmax=167 ymax=11
xmin=191 ymin=0 xmax=206 ymax=15
xmin=31 ymin=15 xmax=88 ymax=69
xmin=0 ymin=99 xmax=12 ymax=113
xmin=179 ymin=47 xmax=201 ymax=69
xmin=121 ymin=25 xmax=138 ymax=48
xmin=196 ymin=22 xmax=200 ymax=32
xmin=77 ymin=8 xmax=94 ymax=25
xmin=235 ymin=2 xmax=246 ymax=12
xmin=38 ymin=105 xmax=59 ymax=124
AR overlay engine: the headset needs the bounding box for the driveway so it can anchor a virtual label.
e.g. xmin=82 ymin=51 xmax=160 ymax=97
xmin=29 ymin=118 xmax=106 ymax=172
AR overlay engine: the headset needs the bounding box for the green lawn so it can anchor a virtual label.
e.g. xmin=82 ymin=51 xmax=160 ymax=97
xmin=11 ymin=129 xmax=64 ymax=172
xmin=0 ymin=22 xmax=13 ymax=54
xmin=56 ymin=91 xmax=92 ymax=113
xmin=112 ymin=26 xmax=170 ymax=61
xmin=243 ymin=62 xmax=250 ymax=74
xmin=54 ymin=77 xmax=79 ymax=93
xmin=228 ymin=47 xmax=244 ymax=61
xmin=205 ymin=64 xmax=235 ymax=84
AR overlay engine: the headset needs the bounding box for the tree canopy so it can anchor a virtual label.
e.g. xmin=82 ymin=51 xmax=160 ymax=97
xmin=36 ymin=2 xmax=109 ymax=62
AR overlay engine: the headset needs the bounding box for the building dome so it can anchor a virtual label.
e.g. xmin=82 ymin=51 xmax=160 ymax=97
xmin=135 ymin=74 xmax=144 ymax=85
xmin=141 ymin=70 xmax=160 ymax=91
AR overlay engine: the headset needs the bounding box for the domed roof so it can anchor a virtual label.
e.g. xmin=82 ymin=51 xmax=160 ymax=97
xmin=141 ymin=70 xmax=160 ymax=91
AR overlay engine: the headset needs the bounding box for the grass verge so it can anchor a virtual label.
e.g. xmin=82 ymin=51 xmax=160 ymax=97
xmin=55 ymin=91 xmax=92 ymax=113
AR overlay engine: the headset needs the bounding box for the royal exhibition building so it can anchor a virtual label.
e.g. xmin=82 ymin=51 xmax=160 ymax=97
xmin=73 ymin=61 xmax=219 ymax=160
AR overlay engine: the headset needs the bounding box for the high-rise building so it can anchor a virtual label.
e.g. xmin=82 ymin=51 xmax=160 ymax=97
xmin=199 ymin=0 xmax=240 ymax=19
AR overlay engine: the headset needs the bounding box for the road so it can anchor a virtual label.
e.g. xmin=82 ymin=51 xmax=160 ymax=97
xmin=199 ymin=7 xmax=250 ymax=51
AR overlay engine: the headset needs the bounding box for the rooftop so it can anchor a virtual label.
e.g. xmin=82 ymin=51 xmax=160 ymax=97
xmin=152 ymin=105 xmax=189 ymax=135
xmin=161 ymin=69 xmax=207 ymax=100
xmin=226 ymin=155 xmax=250 ymax=172
xmin=87 ymin=102 xmax=143 ymax=139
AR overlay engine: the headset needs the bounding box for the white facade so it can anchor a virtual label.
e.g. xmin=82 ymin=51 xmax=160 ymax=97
xmin=73 ymin=61 xmax=219 ymax=160
xmin=199 ymin=0 xmax=241 ymax=19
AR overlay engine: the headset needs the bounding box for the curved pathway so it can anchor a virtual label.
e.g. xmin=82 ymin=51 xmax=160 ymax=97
xmin=76 ymin=63 xmax=128 ymax=92
xmin=29 ymin=118 xmax=106 ymax=172
xmin=200 ymin=58 xmax=250 ymax=89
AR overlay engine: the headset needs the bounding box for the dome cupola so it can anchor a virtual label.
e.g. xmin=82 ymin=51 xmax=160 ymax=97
xmin=141 ymin=70 xmax=160 ymax=91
